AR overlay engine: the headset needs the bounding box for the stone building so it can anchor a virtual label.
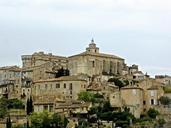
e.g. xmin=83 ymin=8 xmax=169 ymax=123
xmin=0 ymin=66 xmax=21 ymax=99
xmin=34 ymin=96 xmax=91 ymax=116
xmin=32 ymin=76 xmax=87 ymax=101
xmin=68 ymin=40 xmax=125 ymax=77
xmin=155 ymin=75 xmax=171 ymax=86
xmin=120 ymin=86 xmax=144 ymax=118
xmin=21 ymin=51 xmax=67 ymax=68
xmin=138 ymin=78 xmax=164 ymax=111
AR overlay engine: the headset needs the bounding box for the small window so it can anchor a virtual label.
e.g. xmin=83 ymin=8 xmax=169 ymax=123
xmin=143 ymin=101 xmax=146 ymax=105
xmin=69 ymin=83 xmax=72 ymax=90
xmin=49 ymin=105 xmax=53 ymax=112
xmin=70 ymin=91 xmax=72 ymax=95
xmin=45 ymin=84 xmax=47 ymax=89
xmin=132 ymin=89 xmax=136 ymax=95
xmin=92 ymin=61 xmax=95 ymax=67
xmin=64 ymin=83 xmax=66 ymax=88
xmin=44 ymin=105 xmax=48 ymax=110
xmin=151 ymin=99 xmax=154 ymax=105
xmin=150 ymin=91 xmax=155 ymax=97
xmin=56 ymin=84 xmax=60 ymax=88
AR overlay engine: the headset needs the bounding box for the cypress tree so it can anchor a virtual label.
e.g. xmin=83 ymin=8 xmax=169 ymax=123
xmin=26 ymin=98 xmax=30 ymax=115
xmin=29 ymin=96 xmax=33 ymax=114
xmin=6 ymin=116 xmax=12 ymax=128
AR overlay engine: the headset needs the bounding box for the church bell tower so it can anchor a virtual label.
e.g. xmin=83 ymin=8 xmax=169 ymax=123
xmin=86 ymin=39 xmax=99 ymax=53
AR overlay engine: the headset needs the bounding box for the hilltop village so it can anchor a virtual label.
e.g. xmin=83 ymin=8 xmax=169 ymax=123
xmin=1 ymin=40 xmax=171 ymax=128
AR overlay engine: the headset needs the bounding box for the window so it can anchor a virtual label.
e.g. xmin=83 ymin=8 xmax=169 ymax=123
xmin=64 ymin=83 xmax=66 ymax=88
xmin=132 ymin=89 xmax=136 ymax=95
xmin=92 ymin=61 xmax=95 ymax=67
xmin=150 ymin=91 xmax=155 ymax=97
xmin=151 ymin=99 xmax=154 ymax=105
xmin=69 ymin=83 xmax=72 ymax=90
xmin=143 ymin=101 xmax=146 ymax=105
xmin=49 ymin=105 xmax=53 ymax=112
xmin=45 ymin=84 xmax=47 ymax=89
xmin=44 ymin=105 xmax=48 ymax=110
xmin=56 ymin=84 xmax=60 ymax=88
xmin=70 ymin=91 xmax=72 ymax=95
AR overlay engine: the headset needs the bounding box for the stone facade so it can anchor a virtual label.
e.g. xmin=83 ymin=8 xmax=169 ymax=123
xmin=0 ymin=66 xmax=21 ymax=99
xmin=121 ymin=86 xmax=144 ymax=118
xmin=21 ymin=52 xmax=68 ymax=81
xmin=138 ymin=78 xmax=164 ymax=111
xmin=32 ymin=76 xmax=87 ymax=101
xmin=22 ymin=52 xmax=67 ymax=68
xmin=68 ymin=40 xmax=125 ymax=77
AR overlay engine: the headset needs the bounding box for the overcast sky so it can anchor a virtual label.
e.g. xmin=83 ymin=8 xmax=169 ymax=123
xmin=0 ymin=0 xmax=171 ymax=76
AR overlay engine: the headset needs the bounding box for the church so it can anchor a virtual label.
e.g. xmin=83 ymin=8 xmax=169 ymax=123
xmin=68 ymin=39 xmax=125 ymax=77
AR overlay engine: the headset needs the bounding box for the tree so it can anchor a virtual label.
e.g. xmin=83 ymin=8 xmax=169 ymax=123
xmin=102 ymin=101 xmax=113 ymax=112
xmin=147 ymin=108 xmax=159 ymax=119
xmin=78 ymin=91 xmax=95 ymax=102
xmin=159 ymin=96 xmax=171 ymax=106
xmin=77 ymin=119 xmax=89 ymax=128
xmin=8 ymin=98 xmax=25 ymax=109
xmin=51 ymin=113 xmax=62 ymax=127
xmin=6 ymin=116 xmax=12 ymax=128
xmin=108 ymin=78 xmax=127 ymax=90
xmin=0 ymin=97 xmax=8 ymax=118
xmin=27 ymin=97 xmax=33 ymax=115
xmin=30 ymin=111 xmax=68 ymax=128
xmin=158 ymin=118 xmax=166 ymax=127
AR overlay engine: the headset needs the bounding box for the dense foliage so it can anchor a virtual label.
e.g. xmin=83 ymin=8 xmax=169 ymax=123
xmin=0 ymin=98 xmax=24 ymax=118
xmin=88 ymin=101 xmax=135 ymax=128
xmin=78 ymin=91 xmax=104 ymax=103
xmin=159 ymin=96 xmax=171 ymax=106
xmin=147 ymin=108 xmax=159 ymax=119
xmin=30 ymin=111 xmax=68 ymax=128
xmin=108 ymin=78 xmax=129 ymax=90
